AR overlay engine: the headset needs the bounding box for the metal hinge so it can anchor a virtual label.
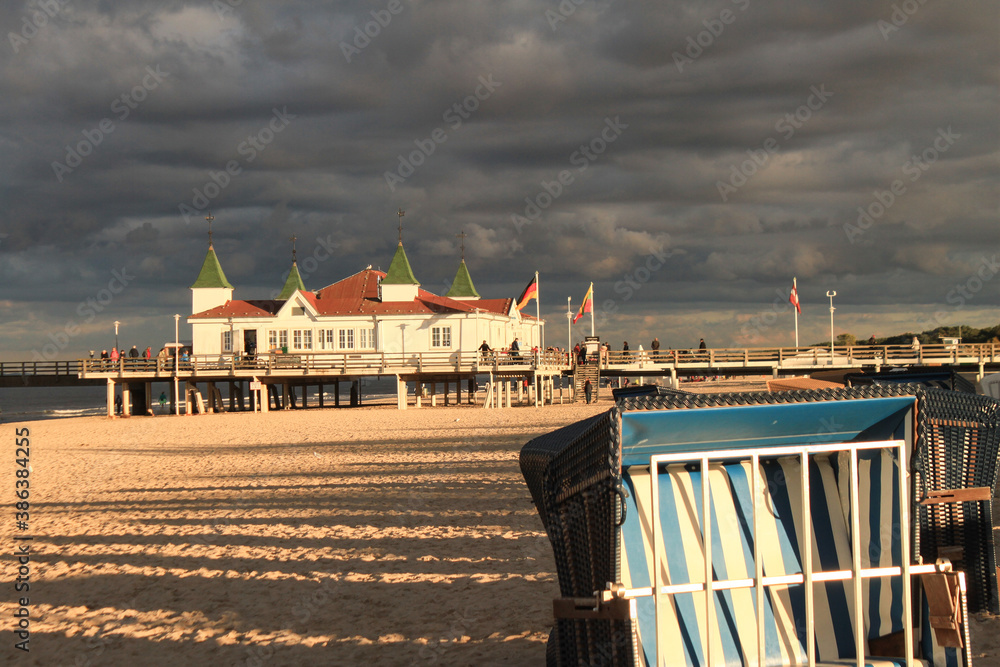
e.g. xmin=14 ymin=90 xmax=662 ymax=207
xmin=553 ymin=582 xmax=636 ymax=621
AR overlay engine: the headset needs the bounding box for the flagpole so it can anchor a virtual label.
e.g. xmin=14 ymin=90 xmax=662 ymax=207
xmin=535 ymin=271 xmax=542 ymax=351
xmin=566 ymin=297 xmax=572 ymax=354
xmin=589 ymin=282 xmax=595 ymax=338
xmin=793 ymin=277 xmax=799 ymax=348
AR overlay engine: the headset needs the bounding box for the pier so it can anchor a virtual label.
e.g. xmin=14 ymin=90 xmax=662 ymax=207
xmin=4 ymin=342 xmax=999 ymax=417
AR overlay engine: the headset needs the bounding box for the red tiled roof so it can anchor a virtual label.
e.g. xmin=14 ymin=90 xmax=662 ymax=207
xmin=189 ymin=300 xmax=281 ymax=319
xmin=190 ymin=269 xmax=522 ymax=319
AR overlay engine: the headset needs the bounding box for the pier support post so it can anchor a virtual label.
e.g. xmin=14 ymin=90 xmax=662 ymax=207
xmin=430 ymin=383 xmax=437 ymax=407
xmin=335 ymin=381 xmax=340 ymax=407
xmin=351 ymin=380 xmax=360 ymax=407
xmin=415 ymin=381 xmax=422 ymax=408
xmin=207 ymin=382 xmax=217 ymax=413
xmin=122 ymin=382 xmax=131 ymax=417
xmin=107 ymin=379 xmax=115 ymax=418
xmin=282 ymin=383 xmax=290 ymax=410
xmin=444 ymin=381 xmax=450 ymax=406
xmin=396 ymin=375 xmax=407 ymax=410
xmin=144 ymin=382 xmax=153 ymax=415
xmin=318 ymin=383 xmax=324 ymax=408
xmin=229 ymin=383 xmax=237 ymax=411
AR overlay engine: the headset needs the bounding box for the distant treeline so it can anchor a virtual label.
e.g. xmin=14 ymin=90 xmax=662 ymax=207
xmin=811 ymin=324 xmax=1000 ymax=347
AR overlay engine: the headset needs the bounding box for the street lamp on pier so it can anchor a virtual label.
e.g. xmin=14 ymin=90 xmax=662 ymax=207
xmin=114 ymin=320 xmax=120 ymax=355
xmin=826 ymin=291 xmax=837 ymax=358
xmin=174 ymin=314 xmax=180 ymax=416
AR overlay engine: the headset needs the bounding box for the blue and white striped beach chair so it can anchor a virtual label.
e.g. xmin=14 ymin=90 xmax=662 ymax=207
xmin=521 ymin=388 xmax=977 ymax=666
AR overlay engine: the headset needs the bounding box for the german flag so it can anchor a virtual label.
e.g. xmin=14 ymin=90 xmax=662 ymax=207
xmin=573 ymin=283 xmax=593 ymax=324
xmin=516 ymin=276 xmax=538 ymax=311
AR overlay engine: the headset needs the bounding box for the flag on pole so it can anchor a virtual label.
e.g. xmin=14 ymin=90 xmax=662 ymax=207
xmin=789 ymin=278 xmax=801 ymax=314
xmin=573 ymin=283 xmax=593 ymax=324
xmin=516 ymin=275 xmax=538 ymax=311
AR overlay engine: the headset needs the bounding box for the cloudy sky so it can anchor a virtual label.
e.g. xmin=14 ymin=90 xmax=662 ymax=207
xmin=0 ymin=0 xmax=997 ymax=360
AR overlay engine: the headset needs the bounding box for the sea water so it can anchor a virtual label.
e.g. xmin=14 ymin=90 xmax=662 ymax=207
xmin=0 ymin=376 xmax=447 ymax=423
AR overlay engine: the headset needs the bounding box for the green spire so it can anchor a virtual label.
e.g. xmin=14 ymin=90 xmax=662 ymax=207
xmin=191 ymin=245 xmax=234 ymax=289
xmin=277 ymin=262 xmax=306 ymax=300
xmin=382 ymin=242 xmax=419 ymax=285
xmin=445 ymin=260 xmax=479 ymax=298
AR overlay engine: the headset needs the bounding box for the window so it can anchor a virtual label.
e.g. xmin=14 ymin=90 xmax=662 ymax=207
xmin=358 ymin=328 xmax=374 ymax=350
xmin=431 ymin=326 xmax=452 ymax=348
xmin=302 ymin=330 xmax=313 ymax=350
xmin=339 ymin=329 xmax=355 ymax=350
xmin=292 ymin=307 xmax=306 ymax=316
xmin=293 ymin=330 xmax=302 ymax=349
xmin=279 ymin=330 xmax=288 ymax=350
xmin=269 ymin=330 xmax=278 ymax=350
xmin=319 ymin=329 xmax=336 ymax=350
xmin=223 ymin=330 xmax=232 ymax=352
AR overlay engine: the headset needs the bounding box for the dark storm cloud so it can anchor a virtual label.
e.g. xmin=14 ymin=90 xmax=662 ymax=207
xmin=0 ymin=0 xmax=997 ymax=358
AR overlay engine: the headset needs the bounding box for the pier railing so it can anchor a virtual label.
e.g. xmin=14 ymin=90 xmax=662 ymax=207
xmin=5 ymin=344 xmax=997 ymax=382
xmin=0 ymin=360 xmax=82 ymax=377
xmin=596 ymin=343 xmax=1000 ymax=371
xmin=76 ymin=349 xmax=573 ymax=378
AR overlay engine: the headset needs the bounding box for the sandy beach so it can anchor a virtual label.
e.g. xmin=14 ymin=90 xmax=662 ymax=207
xmin=4 ymin=395 xmax=999 ymax=665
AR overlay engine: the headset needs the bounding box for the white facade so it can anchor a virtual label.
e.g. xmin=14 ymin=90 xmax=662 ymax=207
xmin=190 ymin=281 xmax=541 ymax=357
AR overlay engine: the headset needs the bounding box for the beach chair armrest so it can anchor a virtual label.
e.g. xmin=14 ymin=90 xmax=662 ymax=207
xmin=919 ymin=487 xmax=992 ymax=505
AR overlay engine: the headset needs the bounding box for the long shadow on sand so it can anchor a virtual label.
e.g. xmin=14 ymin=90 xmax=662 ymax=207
xmin=26 ymin=456 xmax=556 ymax=665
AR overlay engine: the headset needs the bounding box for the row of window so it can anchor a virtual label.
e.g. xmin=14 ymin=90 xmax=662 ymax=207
xmin=265 ymin=328 xmax=377 ymax=351
xmin=224 ymin=326 xmax=455 ymax=352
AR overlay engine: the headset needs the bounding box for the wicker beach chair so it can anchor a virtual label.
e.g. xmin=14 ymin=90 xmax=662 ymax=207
xmin=521 ymin=386 xmax=995 ymax=666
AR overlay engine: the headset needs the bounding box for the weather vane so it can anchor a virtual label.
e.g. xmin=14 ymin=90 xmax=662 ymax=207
xmin=456 ymin=230 xmax=467 ymax=261
xmin=205 ymin=213 xmax=215 ymax=246
xmin=396 ymin=208 xmax=405 ymax=243
xmin=289 ymin=234 xmax=298 ymax=262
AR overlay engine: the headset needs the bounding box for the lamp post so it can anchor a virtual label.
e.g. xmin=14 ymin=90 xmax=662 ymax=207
xmin=114 ymin=320 xmax=120 ymax=355
xmin=228 ymin=317 xmax=235 ymax=369
xmin=826 ymin=291 xmax=837 ymax=358
xmin=173 ymin=314 xmax=180 ymax=416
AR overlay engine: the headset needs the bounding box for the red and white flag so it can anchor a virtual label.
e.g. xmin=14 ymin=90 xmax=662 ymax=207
xmin=789 ymin=278 xmax=801 ymax=313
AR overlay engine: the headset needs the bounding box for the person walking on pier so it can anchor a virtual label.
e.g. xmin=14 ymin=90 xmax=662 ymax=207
xmin=129 ymin=345 xmax=139 ymax=358
xmin=651 ymin=337 xmax=661 ymax=359
xmin=584 ymin=378 xmax=593 ymax=404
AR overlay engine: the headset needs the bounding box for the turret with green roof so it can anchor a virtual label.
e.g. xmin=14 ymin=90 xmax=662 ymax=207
xmin=190 ymin=242 xmax=235 ymax=315
xmin=445 ymin=259 xmax=480 ymax=300
xmin=379 ymin=242 xmax=421 ymax=301
xmin=277 ymin=262 xmax=306 ymax=300
xmin=191 ymin=245 xmax=234 ymax=289
xmin=382 ymin=242 xmax=419 ymax=285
